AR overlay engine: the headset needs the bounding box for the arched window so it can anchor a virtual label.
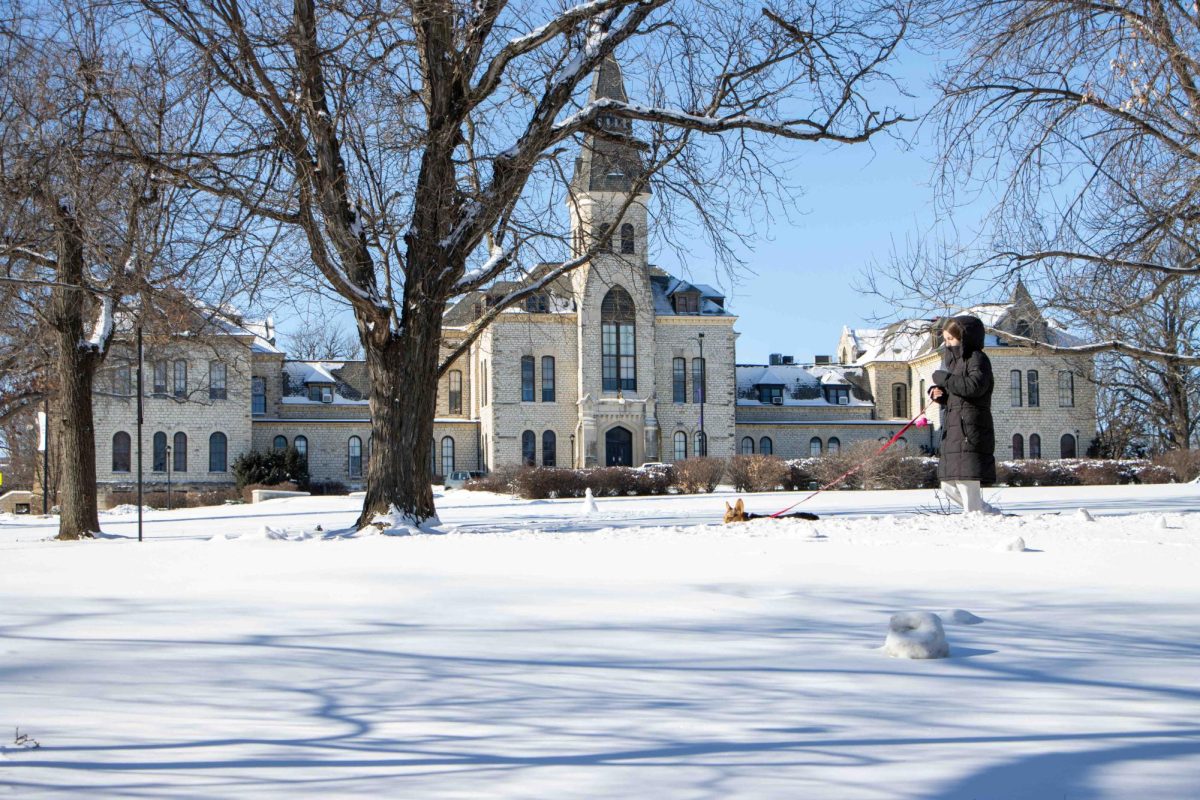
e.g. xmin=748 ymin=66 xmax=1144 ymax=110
xmin=1012 ymin=433 xmax=1024 ymax=459
xmin=209 ymin=432 xmax=228 ymax=472
xmin=759 ymin=437 xmax=773 ymax=456
xmin=694 ymin=431 xmax=707 ymax=457
xmin=1027 ymin=370 xmax=1040 ymax=407
xmin=1010 ymin=370 xmax=1023 ymax=407
xmin=810 ymin=437 xmax=823 ymax=457
xmin=1029 ymin=433 xmax=1042 ymax=459
xmin=672 ymin=357 xmax=686 ymax=403
xmin=542 ymin=430 xmax=556 ymax=467
xmin=173 ymin=432 xmax=187 ymax=473
xmin=740 ymin=436 xmax=754 ymax=455
xmin=1059 ymin=370 xmax=1075 ymax=407
xmin=827 ymin=437 xmax=840 ymax=454
xmin=620 ymin=222 xmax=635 ymax=254
xmin=601 ymin=287 xmax=637 ymax=391
xmin=892 ymin=383 xmax=908 ymax=418
xmin=294 ymin=435 xmax=308 ymax=465
xmin=674 ymin=431 xmax=687 ymax=461
xmin=112 ymin=432 xmax=131 ymax=473
xmin=542 ymin=356 xmax=555 ymax=402
xmin=153 ymin=431 xmax=167 ymax=472
xmin=521 ymin=430 xmax=536 ymax=465
xmin=442 ymin=436 xmax=455 ymax=475
xmin=1060 ymin=433 xmax=1077 ymax=459
xmin=347 ymin=436 xmax=363 ymax=477
xmin=448 ymin=370 xmax=462 ymax=414
xmin=273 ymin=435 xmax=287 ymax=452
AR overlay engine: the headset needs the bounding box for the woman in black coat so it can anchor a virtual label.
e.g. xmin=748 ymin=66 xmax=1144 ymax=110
xmin=928 ymin=315 xmax=998 ymax=514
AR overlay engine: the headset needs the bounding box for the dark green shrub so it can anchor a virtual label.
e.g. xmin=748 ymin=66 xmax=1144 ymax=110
xmin=232 ymin=447 xmax=310 ymax=490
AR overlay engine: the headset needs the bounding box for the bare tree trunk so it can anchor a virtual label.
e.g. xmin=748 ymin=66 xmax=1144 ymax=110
xmin=47 ymin=209 xmax=102 ymax=540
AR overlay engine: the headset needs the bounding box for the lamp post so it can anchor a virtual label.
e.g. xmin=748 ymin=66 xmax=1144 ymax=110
xmin=569 ymin=432 xmax=576 ymax=468
xmin=697 ymin=332 xmax=706 ymax=456
xmin=41 ymin=395 xmax=49 ymax=514
xmin=165 ymin=444 xmax=173 ymax=511
xmin=136 ymin=325 xmax=144 ymax=541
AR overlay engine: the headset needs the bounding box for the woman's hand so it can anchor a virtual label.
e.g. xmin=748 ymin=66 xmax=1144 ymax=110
xmin=928 ymin=386 xmax=946 ymax=403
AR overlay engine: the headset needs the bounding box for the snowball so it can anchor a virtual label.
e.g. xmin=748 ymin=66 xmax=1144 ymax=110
xmin=884 ymin=612 xmax=949 ymax=659
xmin=579 ymin=487 xmax=598 ymax=515
xmin=1075 ymin=508 xmax=1094 ymax=522
xmin=999 ymin=536 xmax=1026 ymax=552
xmin=941 ymin=609 xmax=984 ymax=625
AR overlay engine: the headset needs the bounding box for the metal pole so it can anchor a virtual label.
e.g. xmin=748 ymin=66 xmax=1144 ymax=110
xmin=165 ymin=445 xmax=172 ymax=510
xmin=42 ymin=396 xmax=49 ymax=515
xmin=698 ymin=333 xmax=705 ymax=456
xmin=137 ymin=325 xmax=144 ymax=542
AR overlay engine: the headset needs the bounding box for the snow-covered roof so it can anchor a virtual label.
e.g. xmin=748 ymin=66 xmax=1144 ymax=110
xmin=649 ymin=275 xmax=732 ymax=317
xmin=854 ymin=321 xmax=936 ymax=364
xmin=284 ymin=361 xmax=342 ymax=385
xmin=735 ymin=363 xmax=871 ymax=407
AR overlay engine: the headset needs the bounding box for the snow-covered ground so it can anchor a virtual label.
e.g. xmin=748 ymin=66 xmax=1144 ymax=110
xmin=2 ymin=483 xmax=1199 ymax=798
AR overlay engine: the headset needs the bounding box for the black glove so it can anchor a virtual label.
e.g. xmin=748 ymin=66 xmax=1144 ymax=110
xmin=932 ymin=369 xmax=948 ymax=385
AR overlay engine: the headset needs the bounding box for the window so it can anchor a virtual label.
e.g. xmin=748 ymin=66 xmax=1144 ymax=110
xmin=522 ymin=430 xmax=536 ymax=465
xmin=173 ymin=360 xmax=188 ymax=398
xmin=759 ymin=437 xmax=773 ymax=456
xmin=481 ymin=361 xmax=488 ymax=406
xmin=824 ymin=386 xmax=850 ymax=405
xmin=273 ymin=435 xmax=287 ymax=452
xmin=294 ymin=435 xmax=308 ymax=465
xmin=674 ymin=293 xmax=699 ymax=313
xmin=348 ymin=436 xmax=363 ymax=477
xmin=541 ymin=356 xmax=555 ymax=402
xmin=442 ymin=436 xmax=455 ymax=475
xmin=826 ymin=437 xmax=840 ymax=454
xmin=758 ymin=385 xmax=783 ymax=404
xmin=524 ymin=294 xmax=549 ymax=313
xmin=112 ymin=432 xmax=131 ymax=473
xmin=918 ymin=379 xmax=925 ymax=409
xmin=694 ymin=431 xmax=707 ymax=457
xmin=448 ymin=370 xmax=462 ymax=414
xmin=209 ymin=362 xmax=227 ymax=400
xmin=307 ymin=384 xmax=333 ymax=403
xmin=521 ymin=356 xmax=535 ymax=402
xmin=1060 ymin=433 xmax=1077 ymax=459
xmin=1010 ymin=370 xmax=1023 ymax=407
xmin=595 ymin=222 xmax=612 ymax=252
xmin=673 ymin=431 xmax=687 ymax=461
xmin=601 ymin=287 xmax=636 ymax=391
xmin=173 ymin=432 xmax=187 ymax=472
xmin=252 ymin=377 xmax=266 ymax=415
xmin=620 ymin=222 xmax=634 ymax=254
xmin=1027 ymin=370 xmax=1040 ymax=407
xmin=153 ymin=431 xmax=167 ymax=472
xmin=1029 ymin=433 xmax=1042 ymax=459
xmin=692 ymin=358 xmax=706 ymax=403
xmin=1012 ymin=433 xmax=1024 ymax=459
xmin=892 ymin=383 xmax=908 ymax=418
xmin=209 ymin=432 xmax=228 ymax=472
xmin=1059 ymin=371 xmax=1074 ymax=407
xmin=113 ymin=364 xmax=132 ymax=396
xmin=542 ymin=430 xmax=556 ymax=467
xmin=673 ymin=358 xmax=687 ymax=403
xmin=810 ymin=437 xmax=823 ymax=457
xmin=1015 ymin=319 xmax=1032 ymax=338
xmin=741 ymin=437 xmax=754 ymax=455
xmin=153 ymin=361 xmax=167 ymax=395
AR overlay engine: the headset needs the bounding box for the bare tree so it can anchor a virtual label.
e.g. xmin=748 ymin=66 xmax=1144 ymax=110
xmin=283 ymin=324 xmax=363 ymax=361
xmin=133 ymin=0 xmax=912 ymax=527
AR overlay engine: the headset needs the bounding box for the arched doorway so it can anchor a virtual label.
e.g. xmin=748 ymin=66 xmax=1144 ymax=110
xmin=605 ymin=426 xmax=633 ymax=467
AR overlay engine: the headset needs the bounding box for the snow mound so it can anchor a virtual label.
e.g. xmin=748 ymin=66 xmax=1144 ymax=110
xmin=579 ymin=488 xmax=599 ymax=515
xmin=1075 ymin=508 xmax=1094 ymax=522
xmin=103 ymin=504 xmax=151 ymax=516
xmin=1157 ymin=516 xmax=1171 ymax=530
xmin=884 ymin=611 xmax=949 ymax=659
xmin=360 ymin=505 xmax=442 ymax=536
xmin=999 ymin=536 xmax=1026 ymax=552
xmin=941 ymin=609 xmax=984 ymax=625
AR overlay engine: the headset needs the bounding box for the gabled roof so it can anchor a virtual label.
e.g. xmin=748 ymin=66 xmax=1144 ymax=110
xmin=735 ymin=363 xmax=871 ymax=407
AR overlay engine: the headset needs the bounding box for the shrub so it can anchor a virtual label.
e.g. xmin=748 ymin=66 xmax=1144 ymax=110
xmin=727 ymin=455 xmax=789 ymax=492
xmin=1074 ymin=461 xmax=1123 ymax=486
xmin=1132 ymin=463 xmax=1175 ymax=484
xmin=513 ymin=467 xmax=584 ymax=499
xmin=231 ymin=447 xmax=309 ymax=491
xmin=465 ymin=465 xmax=521 ymax=494
xmin=997 ymin=460 xmax=1080 ymax=487
xmin=784 ymin=458 xmax=821 ymax=491
xmin=673 ymin=457 xmax=725 ymax=493
xmin=1151 ymin=449 xmax=1200 ymax=482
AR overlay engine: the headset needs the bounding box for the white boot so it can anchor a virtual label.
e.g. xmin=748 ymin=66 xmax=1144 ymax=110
xmin=940 ymin=481 xmax=963 ymax=510
xmin=957 ymin=480 xmax=984 ymax=514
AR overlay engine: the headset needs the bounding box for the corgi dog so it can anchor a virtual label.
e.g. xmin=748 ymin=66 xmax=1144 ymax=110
xmin=723 ymin=498 xmax=819 ymax=523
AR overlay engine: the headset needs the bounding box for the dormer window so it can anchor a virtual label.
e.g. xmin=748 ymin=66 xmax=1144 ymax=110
xmin=525 ymin=293 xmax=549 ymax=313
xmin=758 ymin=385 xmax=784 ymax=404
xmin=308 ymin=385 xmax=334 ymax=403
xmin=673 ymin=292 xmax=700 ymax=314
xmin=824 ymin=386 xmax=850 ymax=405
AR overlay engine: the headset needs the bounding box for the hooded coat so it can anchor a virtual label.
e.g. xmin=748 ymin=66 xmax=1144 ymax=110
xmin=932 ymin=315 xmax=997 ymax=485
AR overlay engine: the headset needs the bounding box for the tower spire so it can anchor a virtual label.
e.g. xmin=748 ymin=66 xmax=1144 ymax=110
xmin=571 ymin=55 xmax=647 ymax=195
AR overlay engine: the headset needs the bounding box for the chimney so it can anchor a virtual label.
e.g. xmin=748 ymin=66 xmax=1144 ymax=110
xmin=814 ymin=355 xmax=831 ymax=365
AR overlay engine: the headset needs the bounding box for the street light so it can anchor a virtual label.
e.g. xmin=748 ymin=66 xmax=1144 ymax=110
xmin=165 ymin=444 xmax=173 ymax=511
xmin=569 ymin=432 xmax=576 ymax=468
xmin=697 ymin=332 xmax=706 ymax=457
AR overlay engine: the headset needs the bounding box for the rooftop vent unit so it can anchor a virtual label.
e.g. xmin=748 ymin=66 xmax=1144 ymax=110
xmin=771 ymin=396 xmax=784 ymax=405
xmin=782 ymin=355 xmax=795 ymax=365
xmin=814 ymin=355 xmax=831 ymax=364
xmin=769 ymin=353 xmax=793 ymax=366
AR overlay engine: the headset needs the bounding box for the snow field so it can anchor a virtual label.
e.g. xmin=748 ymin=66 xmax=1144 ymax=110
xmin=2 ymin=483 xmax=1199 ymax=798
